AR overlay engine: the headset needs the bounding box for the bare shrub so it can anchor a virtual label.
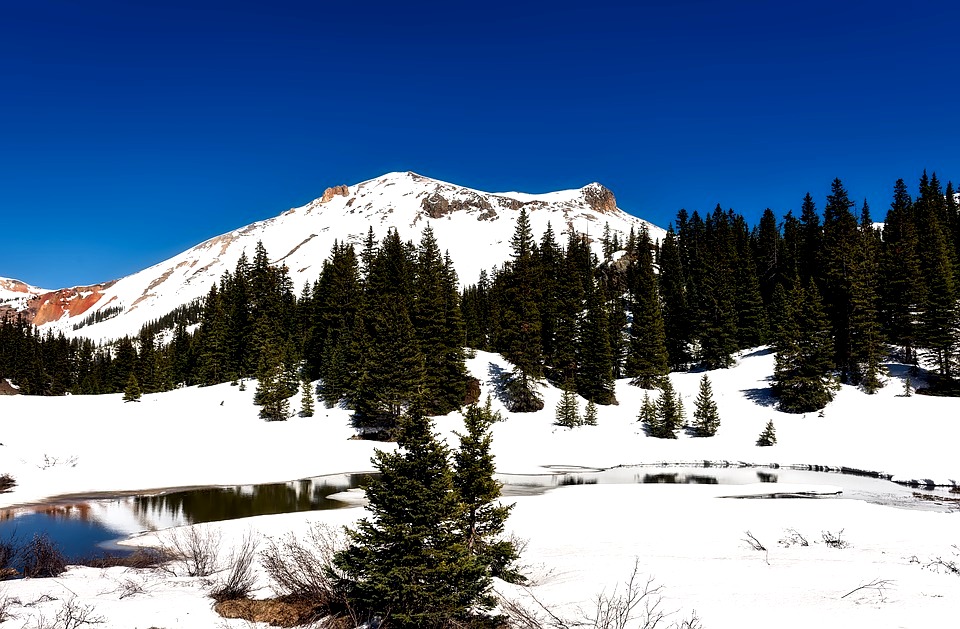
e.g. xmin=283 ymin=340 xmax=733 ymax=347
xmin=160 ymin=525 xmax=221 ymax=577
xmin=741 ymin=531 xmax=766 ymax=552
xmin=0 ymin=532 xmax=20 ymax=579
xmin=778 ymin=529 xmax=809 ymax=548
xmin=0 ymin=593 xmax=20 ymax=622
xmin=27 ymin=596 xmax=105 ymax=629
xmin=584 ymin=560 xmax=666 ymax=629
xmin=821 ymin=529 xmax=848 ymax=549
xmin=0 ymin=474 xmax=15 ymax=493
xmin=841 ymin=578 xmax=894 ymax=602
xmin=114 ymin=577 xmax=146 ymax=600
xmin=20 ymin=534 xmax=67 ymax=578
xmin=922 ymin=545 xmax=959 ymax=576
xmin=77 ymin=547 xmax=172 ymax=570
xmin=497 ymin=559 xmax=703 ymax=629
xmin=211 ymin=530 xmax=261 ymax=602
xmin=260 ymin=523 xmax=348 ymax=605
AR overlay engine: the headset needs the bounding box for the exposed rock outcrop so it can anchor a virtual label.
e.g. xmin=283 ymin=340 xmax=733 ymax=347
xmin=10 ymin=283 xmax=117 ymax=326
xmin=583 ymin=183 xmax=618 ymax=214
xmin=420 ymin=188 xmax=495 ymax=218
xmin=320 ymin=185 xmax=350 ymax=203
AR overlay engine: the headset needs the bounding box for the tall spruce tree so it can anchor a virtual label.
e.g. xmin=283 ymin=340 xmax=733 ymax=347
xmin=849 ymin=200 xmax=885 ymax=392
xmin=555 ymin=379 xmax=581 ymax=428
xmin=658 ymin=226 xmax=692 ymax=370
xmin=453 ymin=398 xmax=523 ymax=584
xmin=638 ymin=391 xmax=656 ymax=431
xmin=498 ymin=208 xmax=544 ymax=411
xmin=692 ymin=374 xmax=720 ymax=436
xmin=649 ymin=377 xmax=683 ymax=439
xmin=123 ymin=372 xmax=142 ymax=402
xmin=772 ymin=279 xmax=836 ymax=413
xmin=625 ymin=226 xmax=669 ymax=387
xmin=879 ymin=179 xmax=922 ymax=363
xmin=299 ymin=377 xmax=315 ymax=417
xmin=335 ymin=411 xmax=488 ymax=627
xmin=576 ymin=280 xmax=617 ymax=404
xmin=915 ymin=173 xmax=958 ymax=378
xmin=413 ymin=227 xmax=469 ymax=414
xmin=798 ymin=193 xmax=822 ymax=286
xmin=819 ymin=178 xmax=860 ymax=382
xmin=697 ymin=207 xmax=739 ymax=367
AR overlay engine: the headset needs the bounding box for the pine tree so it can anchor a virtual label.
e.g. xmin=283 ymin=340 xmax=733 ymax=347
xmin=638 ymin=391 xmax=656 ymax=431
xmin=756 ymin=420 xmax=777 ymax=446
xmin=772 ymin=280 xmax=836 ymax=413
xmin=413 ymin=227 xmax=468 ymax=414
xmin=798 ymin=192 xmax=822 ymax=286
xmin=692 ymin=374 xmax=720 ymax=436
xmin=698 ymin=207 xmax=739 ymax=368
xmin=914 ymin=174 xmax=958 ymax=378
xmin=299 ymin=377 xmax=315 ymax=417
xmin=352 ymin=294 xmax=426 ymax=432
xmin=555 ymin=379 xmax=581 ymax=428
xmin=849 ymin=200 xmax=885 ymax=392
xmin=658 ymin=226 xmax=691 ymax=370
xmin=335 ymin=411 xmax=489 ymax=627
xmin=576 ymin=282 xmax=616 ymax=404
xmin=754 ymin=208 xmax=781 ymax=308
xmin=819 ymin=178 xmax=859 ymax=382
xmin=255 ymin=335 xmax=291 ymax=421
xmin=879 ymin=178 xmax=922 ymax=364
xmin=583 ymin=399 xmax=598 ymax=426
xmin=123 ymin=372 xmax=142 ymax=402
xmin=648 ymin=377 xmax=683 ymax=438
xmin=197 ymin=285 xmax=230 ymax=386
xmin=453 ymin=398 xmax=523 ymax=584
xmin=625 ymin=226 xmax=669 ymax=387
xmin=498 ymin=208 xmax=544 ymax=411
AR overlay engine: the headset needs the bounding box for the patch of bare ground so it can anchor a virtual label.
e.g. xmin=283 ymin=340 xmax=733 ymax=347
xmin=214 ymin=597 xmax=333 ymax=627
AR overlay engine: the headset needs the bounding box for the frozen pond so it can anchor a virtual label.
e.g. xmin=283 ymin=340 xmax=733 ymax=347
xmin=1 ymin=466 xmax=956 ymax=561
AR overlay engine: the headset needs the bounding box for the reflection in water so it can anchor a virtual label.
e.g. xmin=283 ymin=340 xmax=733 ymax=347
xmin=131 ymin=474 xmax=376 ymax=525
xmin=641 ymin=473 xmax=720 ymax=485
xmin=2 ymin=466 xmax=950 ymax=562
xmin=757 ymin=471 xmax=779 ymax=483
xmin=0 ymin=473 xmax=376 ymax=560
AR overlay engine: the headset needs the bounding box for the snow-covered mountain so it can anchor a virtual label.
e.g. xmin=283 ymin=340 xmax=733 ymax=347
xmin=1 ymin=171 xmax=664 ymax=341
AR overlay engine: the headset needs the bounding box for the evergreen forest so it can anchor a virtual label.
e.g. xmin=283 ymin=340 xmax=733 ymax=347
xmin=2 ymin=173 xmax=960 ymax=420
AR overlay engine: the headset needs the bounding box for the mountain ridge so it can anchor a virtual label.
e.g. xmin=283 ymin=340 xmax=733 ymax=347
xmin=1 ymin=171 xmax=664 ymax=341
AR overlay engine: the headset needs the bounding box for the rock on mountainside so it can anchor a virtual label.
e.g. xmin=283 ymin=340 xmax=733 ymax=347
xmin=2 ymin=172 xmax=665 ymax=341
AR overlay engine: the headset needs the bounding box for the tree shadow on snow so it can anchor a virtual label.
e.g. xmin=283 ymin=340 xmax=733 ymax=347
xmin=740 ymin=347 xmax=775 ymax=359
xmin=741 ymin=386 xmax=778 ymax=408
xmin=487 ymin=362 xmax=512 ymax=406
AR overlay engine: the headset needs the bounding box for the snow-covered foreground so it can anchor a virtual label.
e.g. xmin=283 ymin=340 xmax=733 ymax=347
xmin=0 ymin=348 xmax=958 ymax=627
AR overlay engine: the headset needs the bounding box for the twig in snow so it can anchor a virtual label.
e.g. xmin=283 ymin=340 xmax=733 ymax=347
xmin=841 ymin=578 xmax=894 ymax=601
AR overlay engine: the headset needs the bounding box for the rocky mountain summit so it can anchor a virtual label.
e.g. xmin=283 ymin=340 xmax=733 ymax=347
xmin=2 ymin=172 xmax=663 ymax=341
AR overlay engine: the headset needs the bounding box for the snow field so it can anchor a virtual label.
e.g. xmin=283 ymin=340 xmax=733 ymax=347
xmin=0 ymin=347 xmax=958 ymax=627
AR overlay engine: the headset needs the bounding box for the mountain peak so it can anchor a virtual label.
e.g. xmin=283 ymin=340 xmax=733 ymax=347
xmin=8 ymin=173 xmax=663 ymax=340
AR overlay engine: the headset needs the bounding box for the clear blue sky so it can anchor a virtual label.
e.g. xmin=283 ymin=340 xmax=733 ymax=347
xmin=2 ymin=0 xmax=959 ymax=288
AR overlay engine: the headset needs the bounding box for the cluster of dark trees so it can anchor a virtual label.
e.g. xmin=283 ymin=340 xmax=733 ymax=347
xmin=2 ymin=171 xmax=958 ymax=416
xmin=0 ymin=227 xmax=471 ymax=428
xmin=461 ymin=172 xmax=960 ymax=412
xmin=332 ymin=400 xmax=522 ymax=626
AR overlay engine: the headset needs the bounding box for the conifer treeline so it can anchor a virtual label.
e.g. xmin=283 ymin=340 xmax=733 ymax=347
xmin=0 ymin=227 xmax=472 ymax=428
xmin=460 ymin=173 xmax=960 ymax=410
xmin=2 ymin=172 xmax=958 ymax=414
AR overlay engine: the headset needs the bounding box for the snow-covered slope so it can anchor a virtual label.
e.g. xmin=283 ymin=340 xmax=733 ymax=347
xmin=7 ymin=172 xmax=664 ymax=341
xmin=0 ymin=277 xmax=48 ymax=315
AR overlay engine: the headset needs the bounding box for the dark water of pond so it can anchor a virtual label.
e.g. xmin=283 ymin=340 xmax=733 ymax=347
xmin=0 ymin=473 xmax=375 ymax=560
xmin=0 ymin=466 xmax=954 ymax=561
